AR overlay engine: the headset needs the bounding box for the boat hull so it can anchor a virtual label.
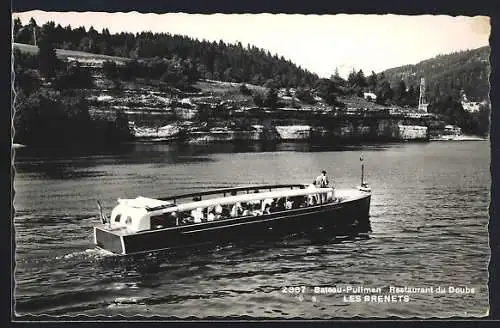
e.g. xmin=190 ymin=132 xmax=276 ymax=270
xmin=95 ymin=193 xmax=371 ymax=255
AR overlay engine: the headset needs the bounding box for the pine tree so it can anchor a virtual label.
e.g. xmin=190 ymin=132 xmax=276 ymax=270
xmin=356 ymin=70 xmax=366 ymax=88
xmin=265 ymin=87 xmax=279 ymax=109
xmin=394 ymin=80 xmax=407 ymax=105
xmin=37 ymin=36 xmax=59 ymax=78
xmin=334 ymin=67 xmax=340 ymax=78
xmin=368 ymin=71 xmax=377 ymax=91
xmin=347 ymin=69 xmax=357 ymax=87
xmin=29 ymin=17 xmax=38 ymax=45
xmin=13 ymin=17 xmax=22 ymax=39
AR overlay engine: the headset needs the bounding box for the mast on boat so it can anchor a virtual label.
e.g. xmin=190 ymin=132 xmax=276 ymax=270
xmin=360 ymin=153 xmax=365 ymax=187
xmin=359 ymin=153 xmax=371 ymax=192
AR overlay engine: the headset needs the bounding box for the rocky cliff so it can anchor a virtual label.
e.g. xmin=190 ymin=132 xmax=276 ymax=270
xmin=397 ymin=125 xmax=428 ymax=141
xmin=85 ymin=76 xmax=430 ymax=144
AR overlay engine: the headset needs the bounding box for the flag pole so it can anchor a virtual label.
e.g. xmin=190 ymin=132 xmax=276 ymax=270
xmin=360 ymin=154 xmax=364 ymax=187
xmin=97 ymin=200 xmax=107 ymax=225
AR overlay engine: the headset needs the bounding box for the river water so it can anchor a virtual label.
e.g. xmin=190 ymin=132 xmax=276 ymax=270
xmin=13 ymin=141 xmax=490 ymax=318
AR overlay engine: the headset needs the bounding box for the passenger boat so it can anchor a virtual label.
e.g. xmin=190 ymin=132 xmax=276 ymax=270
xmin=93 ymin=184 xmax=371 ymax=255
xmin=93 ymin=161 xmax=372 ymax=255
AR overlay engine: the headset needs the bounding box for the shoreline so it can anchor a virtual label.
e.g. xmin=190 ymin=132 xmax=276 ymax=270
xmin=429 ymin=135 xmax=488 ymax=142
xmin=11 ymin=138 xmax=429 ymax=152
xmin=13 ymin=134 xmax=489 ymax=151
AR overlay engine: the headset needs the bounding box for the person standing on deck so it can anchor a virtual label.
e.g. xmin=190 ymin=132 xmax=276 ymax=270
xmin=315 ymin=170 xmax=330 ymax=203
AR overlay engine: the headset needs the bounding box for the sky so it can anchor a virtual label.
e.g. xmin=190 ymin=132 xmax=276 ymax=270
xmin=12 ymin=11 xmax=491 ymax=79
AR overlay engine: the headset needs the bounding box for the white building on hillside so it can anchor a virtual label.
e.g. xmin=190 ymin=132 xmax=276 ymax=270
xmin=444 ymin=125 xmax=462 ymax=136
xmin=363 ymin=92 xmax=377 ymax=102
xmin=460 ymin=90 xmax=483 ymax=113
xmin=461 ymin=101 xmax=481 ymax=113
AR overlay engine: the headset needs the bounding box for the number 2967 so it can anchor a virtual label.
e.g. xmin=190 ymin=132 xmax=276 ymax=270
xmin=282 ymin=286 xmax=306 ymax=294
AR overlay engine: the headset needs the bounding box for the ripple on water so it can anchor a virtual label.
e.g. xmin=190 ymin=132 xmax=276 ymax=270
xmin=13 ymin=141 xmax=490 ymax=318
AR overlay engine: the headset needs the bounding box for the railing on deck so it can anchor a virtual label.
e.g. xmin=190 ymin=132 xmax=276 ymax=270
xmin=158 ymin=184 xmax=306 ymax=204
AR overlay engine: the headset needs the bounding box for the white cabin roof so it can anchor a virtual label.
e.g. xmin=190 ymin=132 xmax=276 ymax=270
xmin=117 ymin=196 xmax=173 ymax=210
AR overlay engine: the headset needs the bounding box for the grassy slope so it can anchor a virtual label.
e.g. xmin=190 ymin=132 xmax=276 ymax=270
xmin=13 ymin=42 xmax=130 ymax=63
xmin=338 ymin=96 xmax=393 ymax=110
xmin=192 ymin=80 xmax=269 ymax=105
xmin=194 ymin=80 xmax=267 ymax=94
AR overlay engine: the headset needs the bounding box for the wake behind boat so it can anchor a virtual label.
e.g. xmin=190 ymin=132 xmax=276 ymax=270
xmin=93 ymin=163 xmax=372 ymax=255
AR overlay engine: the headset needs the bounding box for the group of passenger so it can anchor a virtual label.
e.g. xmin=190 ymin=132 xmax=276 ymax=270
xmin=177 ymin=198 xmax=291 ymax=225
xmin=149 ymin=170 xmax=334 ymax=228
xmin=171 ymin=170 xmax=335 ymax=226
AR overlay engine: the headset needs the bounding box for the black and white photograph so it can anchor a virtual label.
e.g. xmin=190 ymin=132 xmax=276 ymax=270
xmin=11 ymin=9 xmax=492 ymax=319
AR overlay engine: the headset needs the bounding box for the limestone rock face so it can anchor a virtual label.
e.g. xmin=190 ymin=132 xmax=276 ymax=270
xmin=397 ymin=125 xmax=428 ymax=140
xmin=134 ymin=123 xmax=186 ymax=139
xmin=188 ymin=128 xmax=263 ymax=144
xmin=274 ymin=125 xmax=311 ymax=140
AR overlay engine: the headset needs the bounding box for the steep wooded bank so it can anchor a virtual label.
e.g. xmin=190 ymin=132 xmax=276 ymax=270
xmin=383 ymin=46 xmax=490 ymax=102
xmin=13 ymin=46 xmax=133 ymax=147
xmin=382 ymin=46 xmax=491 ymax=137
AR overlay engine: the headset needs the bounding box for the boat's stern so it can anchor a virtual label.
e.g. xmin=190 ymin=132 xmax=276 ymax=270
xmin=94 ymin=226 xmax=125 ymax=255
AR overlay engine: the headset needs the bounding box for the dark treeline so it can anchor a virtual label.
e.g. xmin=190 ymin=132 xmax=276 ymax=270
xmin=13 ymin=17 xmax=319 ymax=89
xmin=13 ymin=44 xmax=133 ymax=147
xmin=383 ymin=46 xmax=490 ymax=102
xmin=345 ymin=69 xmax=418 ymax=107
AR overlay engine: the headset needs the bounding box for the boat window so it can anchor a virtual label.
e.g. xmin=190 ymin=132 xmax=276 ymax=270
xmin=274 ymin=198 xmax=286 ymax=211
xmin=291 ymin=196 xmax=307 ymax=208
xmin=177 ymin=211 xmax=192 ymax=225
xmin=114 ymin=214 xmax=122 ymax=222
xmin=151 ymin=212 xmax=178 ymax=229
xmin=223 ymin=205 xmax=231 ymax=217
xmin=125 ymin=216 xmax=132 ymax=225
xmin=247 ymin=199 xmax=262 ymax=216
xmin=268 ymin=198 xmax=279 ymax=213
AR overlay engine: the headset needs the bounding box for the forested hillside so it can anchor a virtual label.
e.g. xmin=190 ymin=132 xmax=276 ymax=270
xmin=383 ymin=46 xmax=490 ymax=102
xmin=12 ymin=16 xmax=491 ymax=146
xmin=13 ymin=17 xmax=319 ymax=89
